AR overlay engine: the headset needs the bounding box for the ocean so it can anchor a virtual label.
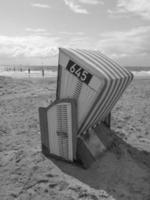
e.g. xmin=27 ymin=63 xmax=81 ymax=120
xmin=0 ymin=68 xmax=150 ymax=79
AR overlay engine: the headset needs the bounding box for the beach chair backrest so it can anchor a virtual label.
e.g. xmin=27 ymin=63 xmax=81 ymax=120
xmin=57 ymin=48 xmax=133 ymax=135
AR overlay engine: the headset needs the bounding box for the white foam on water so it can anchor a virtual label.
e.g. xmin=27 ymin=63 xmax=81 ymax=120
xmin=132 ymin=71 xmax=150 ymax=79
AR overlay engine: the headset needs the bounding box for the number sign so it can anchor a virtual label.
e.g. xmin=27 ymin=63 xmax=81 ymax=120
xmin=66 ymin=60 xmax=92 ymax=85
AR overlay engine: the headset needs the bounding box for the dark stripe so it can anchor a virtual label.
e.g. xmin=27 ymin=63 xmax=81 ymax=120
xmin=56 ymin=65 xmax=62 ymax=99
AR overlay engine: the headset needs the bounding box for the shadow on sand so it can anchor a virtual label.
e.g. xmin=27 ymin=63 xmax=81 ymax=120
xmin=49 ymin=129 xmax=150 ymax=200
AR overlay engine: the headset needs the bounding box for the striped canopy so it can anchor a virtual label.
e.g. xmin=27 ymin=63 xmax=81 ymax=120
xmin=57 ymin=48 xmax=133 ymax=135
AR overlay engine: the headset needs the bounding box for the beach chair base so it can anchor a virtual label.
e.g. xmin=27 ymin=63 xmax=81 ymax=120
xmin=76 ymin=122 xmax=113 ymax=169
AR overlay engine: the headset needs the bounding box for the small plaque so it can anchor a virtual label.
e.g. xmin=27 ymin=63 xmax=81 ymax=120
xmin=66 ymin=60 xmax=92 ymax=85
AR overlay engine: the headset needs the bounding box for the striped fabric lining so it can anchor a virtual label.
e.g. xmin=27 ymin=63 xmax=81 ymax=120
xmin=74 ymin=49 xmax=132 ymax=130
xmin=58 ymin=48 xmax=133 ymax=135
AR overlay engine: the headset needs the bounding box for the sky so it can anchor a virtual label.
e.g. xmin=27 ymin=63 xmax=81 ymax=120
xmin=0 ymin=0 xmax=150 ymax=66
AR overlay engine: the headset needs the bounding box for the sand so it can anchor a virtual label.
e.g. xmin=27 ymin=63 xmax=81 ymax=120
xmin=0 ymin=76 xmax=150 ymax=200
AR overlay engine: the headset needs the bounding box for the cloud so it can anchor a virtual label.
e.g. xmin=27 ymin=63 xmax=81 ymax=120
xmin=97 ymin=26 xmax=150 ymax=59
xmin=64 ymin=0 xmax=88 ymax=14
xmin=63 ymin=0 xmax=103 ymax=14
xmin=31 ymin=3 xmax=51 ymax=9
xmin=0 ymin=32 xmax=91 ymax=59
xmin=79 ymin=0 xmax=103 ymax=5
xmin=109 ymin=0 xmax=150 ymax=20
xmin=0 ymin=35 xmax=59 ymax=58
xmin=2 ymin=26 xmax=149 ymax=65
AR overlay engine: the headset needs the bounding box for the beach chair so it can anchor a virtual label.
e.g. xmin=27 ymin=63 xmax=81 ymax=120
xmin=39 ymin=48 xmax=133 ymax=168
xmin=56 ymin=48 xmax=133 ymax=167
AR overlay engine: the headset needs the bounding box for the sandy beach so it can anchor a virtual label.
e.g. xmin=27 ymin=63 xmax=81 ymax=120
xmin=0 ymin=75 xmax=150 ymax=200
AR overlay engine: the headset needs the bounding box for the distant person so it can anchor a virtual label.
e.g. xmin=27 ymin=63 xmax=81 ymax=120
xmin=28 ymin=68 xmax=30 ymax=74
xmin=42 ymin=68 xmax=44 ymax=77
